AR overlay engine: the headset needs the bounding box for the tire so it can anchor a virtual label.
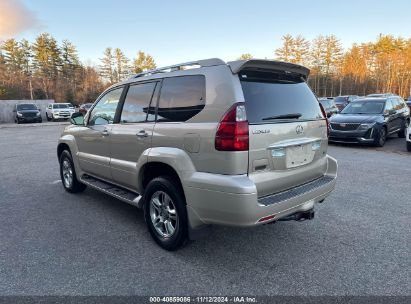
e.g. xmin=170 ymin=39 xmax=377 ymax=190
xmin=407 ymin=141 xmax=411 ymax=152
xmin=398 ymin=120 xmax=409 ymax=138
xmin=59 ymin=150 xmax=86 ymax=193
xmin=375 ymin=126 xmax=387 ymax=147
xmin=143 ymin=176 xmax=188 ymax=251
xmin=46 ymin=113 xmax=51 ymax=121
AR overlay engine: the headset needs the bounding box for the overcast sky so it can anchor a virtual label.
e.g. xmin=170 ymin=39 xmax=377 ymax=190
xmin=2 ymin=0 xmax=410 ymax=67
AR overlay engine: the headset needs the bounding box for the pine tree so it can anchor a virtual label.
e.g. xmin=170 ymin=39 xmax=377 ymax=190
xmin=275 ymin=34 xmax=294 ymax=62
xmin=114 ymin=48 xmax=130 ymax=82
xmin=238 ymin=53 xmax=253 ymax=60
xmin=99 ymin=47 xmax=115 ymax=83
xmin=132 ymin=51 xmax=156 ymax=74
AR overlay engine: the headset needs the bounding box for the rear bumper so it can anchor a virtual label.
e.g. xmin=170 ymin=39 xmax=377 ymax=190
xmin=184 ymin=155 xmax=337 ymax=229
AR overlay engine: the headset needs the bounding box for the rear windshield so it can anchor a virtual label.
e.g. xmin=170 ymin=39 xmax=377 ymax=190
xmin=240 ymin=71 xmax=322 ymax=124
xmin=17 ymin=104 xmax=37 ymax=111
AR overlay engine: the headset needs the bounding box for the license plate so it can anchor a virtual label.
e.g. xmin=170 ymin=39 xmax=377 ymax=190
xmin=286 ymin=144 xmax=314 ymax=168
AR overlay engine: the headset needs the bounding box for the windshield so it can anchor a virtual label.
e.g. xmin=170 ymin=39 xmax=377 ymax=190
xmin=240 ymin=71 xmax=322 ymax=124
xmin=17 ymin=104 xmax=37 ymax=111
xmin=53 ymin=104 xmax=69 ymax=109
xmin=341 ymin=100 xmax=385 ymax=114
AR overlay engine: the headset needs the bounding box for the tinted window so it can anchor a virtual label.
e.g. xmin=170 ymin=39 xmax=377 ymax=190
xmin=53 ymin=104 xmax=69 ymax=109
xmin=120 ymin=82 xmax=157 ymax=123
xmin=240 ymin=71 xmax=322 ymax=124
xmin=157 ymin=75 xmax=205 ymax=122
xmin=89 ymin=87 xmax=123 ymax=126
xmin=341 ymin=100 xmax=385 ymax=114
xmin=17 ymin=104 xmax=37 ymax=111
xmin=385 ymin=100 xmax=394 ymax=111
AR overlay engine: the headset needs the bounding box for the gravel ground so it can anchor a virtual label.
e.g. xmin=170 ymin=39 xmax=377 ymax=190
xmin=0 ymin=125 xmax=410 ymax=296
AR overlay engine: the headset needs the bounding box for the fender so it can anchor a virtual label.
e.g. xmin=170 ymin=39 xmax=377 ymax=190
xmin=57 ymin=133 xmax=83 ymax=179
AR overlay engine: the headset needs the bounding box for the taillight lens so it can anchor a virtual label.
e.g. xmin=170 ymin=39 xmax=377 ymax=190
xmin=319 ymin=103 xmax=330 ymax=137
xmin=215 ymin=103 xmax=249 ymax=151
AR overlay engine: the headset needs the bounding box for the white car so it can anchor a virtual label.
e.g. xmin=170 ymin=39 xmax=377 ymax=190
xmin=46 ymin=103 xmax=75 ymax=121
xmin=406 ymin=123 xmax=411 ymax=152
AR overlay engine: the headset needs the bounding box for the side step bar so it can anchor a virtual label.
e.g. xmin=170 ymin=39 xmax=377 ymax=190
xmin=80 ymin=174 xmax=142 ymax=208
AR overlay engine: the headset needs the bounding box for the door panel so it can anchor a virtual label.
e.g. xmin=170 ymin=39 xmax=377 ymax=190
xmin=76 ymin=87 xmax=123 ymax=180
xmin=109 ymin=81 xmax=158 ymax=190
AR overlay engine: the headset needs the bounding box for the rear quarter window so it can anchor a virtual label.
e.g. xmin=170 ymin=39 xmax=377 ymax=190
xmin=157 ymin=75 xmax=205 ymax=122
xmin=240 ymin=71 xmax=322 ymax=124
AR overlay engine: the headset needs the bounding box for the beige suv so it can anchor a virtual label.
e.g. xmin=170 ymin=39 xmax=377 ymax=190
xmin=58 ymin=58 xmax=337 ymax=250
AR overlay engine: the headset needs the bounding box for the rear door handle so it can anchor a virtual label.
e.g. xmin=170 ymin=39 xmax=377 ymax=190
xmin=136 ymin=130 xmax=148 ymax=138
xmin=101 ymin=129 xmax=109 ymax=136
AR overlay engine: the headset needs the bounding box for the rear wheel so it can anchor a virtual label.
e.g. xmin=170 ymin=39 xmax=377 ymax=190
xmin=375 ymin=127 xmax=387 ymax=147
xmin=143 ymin=176 xmax=188 ymax=251
xmin=398 ymin=120 xmax=409 ymax=138
xmin=59 ymin=150 xmax=86 ymax=193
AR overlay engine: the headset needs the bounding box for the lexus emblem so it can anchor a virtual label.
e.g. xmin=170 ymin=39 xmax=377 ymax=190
xmin=296 ymin=125 xmax=304 ymax=134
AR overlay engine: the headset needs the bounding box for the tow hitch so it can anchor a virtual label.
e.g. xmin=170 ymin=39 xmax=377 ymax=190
xmin=278 ymin=209 xmax=315 ymax=222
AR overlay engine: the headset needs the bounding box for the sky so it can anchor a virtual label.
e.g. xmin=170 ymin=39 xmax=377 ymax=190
xmin=1 ymin=0 xmax=411 ymax=67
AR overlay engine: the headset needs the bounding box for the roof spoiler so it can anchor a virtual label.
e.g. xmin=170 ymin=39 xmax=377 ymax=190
xmin=227 ymin=59 xmax=310 ymax=80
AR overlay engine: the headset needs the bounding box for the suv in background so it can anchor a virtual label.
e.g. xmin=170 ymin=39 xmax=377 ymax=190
xmin=46 ymin=103 xmax=75 ymax=121
xmin=333 ymin=95 xmax=359 ymax=111
xmin=58 ymin=58 xmax=337 ymax=250
xmin=329 ymin=97 xmax=410 ymax=146
xmin=13 ymin=103 xmax=42 ymax=124
xmin=318 ymin=97 xmax=339 ymax=117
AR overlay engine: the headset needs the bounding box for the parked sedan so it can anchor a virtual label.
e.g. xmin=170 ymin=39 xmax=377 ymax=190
xmin=318 ymin=98 xmax=339 ymax=117
xmin=329 ymin=97 xmax=410 ymax=147
xmin=13 ymin=103 xmax=42 ymax=124
xmin=333 ymin=95 xmax=359 ymax=111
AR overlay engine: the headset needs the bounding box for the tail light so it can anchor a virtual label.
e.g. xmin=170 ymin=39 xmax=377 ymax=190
xmin=215 ymin=103 xmax=249 ymax=151
xmin=319 ymin=103 xmax=330 ymax=137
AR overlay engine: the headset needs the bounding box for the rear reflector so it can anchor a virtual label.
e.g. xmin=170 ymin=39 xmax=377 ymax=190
xmin=257 ymin=214 xmax=276 ymax=223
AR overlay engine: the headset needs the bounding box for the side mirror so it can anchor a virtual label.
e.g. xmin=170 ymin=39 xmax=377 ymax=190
xmin=70 ymin=112 xmax=84 ymax=125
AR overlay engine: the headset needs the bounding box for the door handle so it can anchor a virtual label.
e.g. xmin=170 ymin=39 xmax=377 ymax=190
xmin=101 ymin=129 xmax=109 ymax=136
xmin=136 ymin=130 xmax=148 ymax=138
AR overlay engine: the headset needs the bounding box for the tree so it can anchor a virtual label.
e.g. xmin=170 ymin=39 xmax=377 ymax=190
xmin=99 ymin=47 xmax=115 ymax=83
xmin=238 ymin=53 xmax=253 ymax=60
xmin=275 ymin=34 xmax=294 ymax=62
xmin=114 ymin=48 xmax=130 ymax=82
xmin=32 ymin=33 xmax=62 ymax=98
xmin=132 ymin=51 xmax=156 ymax=74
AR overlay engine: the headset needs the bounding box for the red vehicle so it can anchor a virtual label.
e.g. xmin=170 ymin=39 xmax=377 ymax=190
xmin=78 ymin=103 xmax=93 ymax=115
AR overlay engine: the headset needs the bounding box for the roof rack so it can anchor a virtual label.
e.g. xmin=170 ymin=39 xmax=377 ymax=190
xmin=129 ymin=58 xmax=225 ymax=79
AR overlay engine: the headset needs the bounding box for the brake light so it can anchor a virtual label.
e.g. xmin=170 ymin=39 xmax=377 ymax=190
xmin=215 ymin=103 xmax=249 ymax=151
xmin=319 ymin=103 xmax=330 ymax=137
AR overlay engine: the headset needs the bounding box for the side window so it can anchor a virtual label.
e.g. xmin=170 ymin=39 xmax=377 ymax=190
xmin=89 ymin=87 xmax=123 ymax=126
xmin=385 ymin=100 xmax=394 ymax=112
xmin=157 ymin=75 xmax=206 ymax=122
xmin=120 ymin=82 xmax=157 ymax=123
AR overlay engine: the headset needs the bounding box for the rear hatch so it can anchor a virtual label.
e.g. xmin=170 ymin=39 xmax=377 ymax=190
xmin=239 ymin=69 xmax=328 ymax=198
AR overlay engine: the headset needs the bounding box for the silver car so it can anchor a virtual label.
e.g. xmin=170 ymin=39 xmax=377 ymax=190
xmin=57 ymin=58 xmax=337 ymax=250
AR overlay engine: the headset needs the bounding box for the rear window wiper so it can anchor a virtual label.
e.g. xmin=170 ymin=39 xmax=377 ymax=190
xmin=262 ymin=113 xmax=302 ymax=120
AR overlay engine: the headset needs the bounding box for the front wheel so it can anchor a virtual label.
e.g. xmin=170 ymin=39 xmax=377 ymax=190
xmin=46 ymin=113 xmax=51 ymax=121
xmin=143 ymin=176 xmax=188 ymax=251
xmin=59 ymin=150 xmax=86 ymax=193
xmin=375 ymin=127 xmax=387 ymax=147
xmin=407 ymin=141 xmax=411 ymax=152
